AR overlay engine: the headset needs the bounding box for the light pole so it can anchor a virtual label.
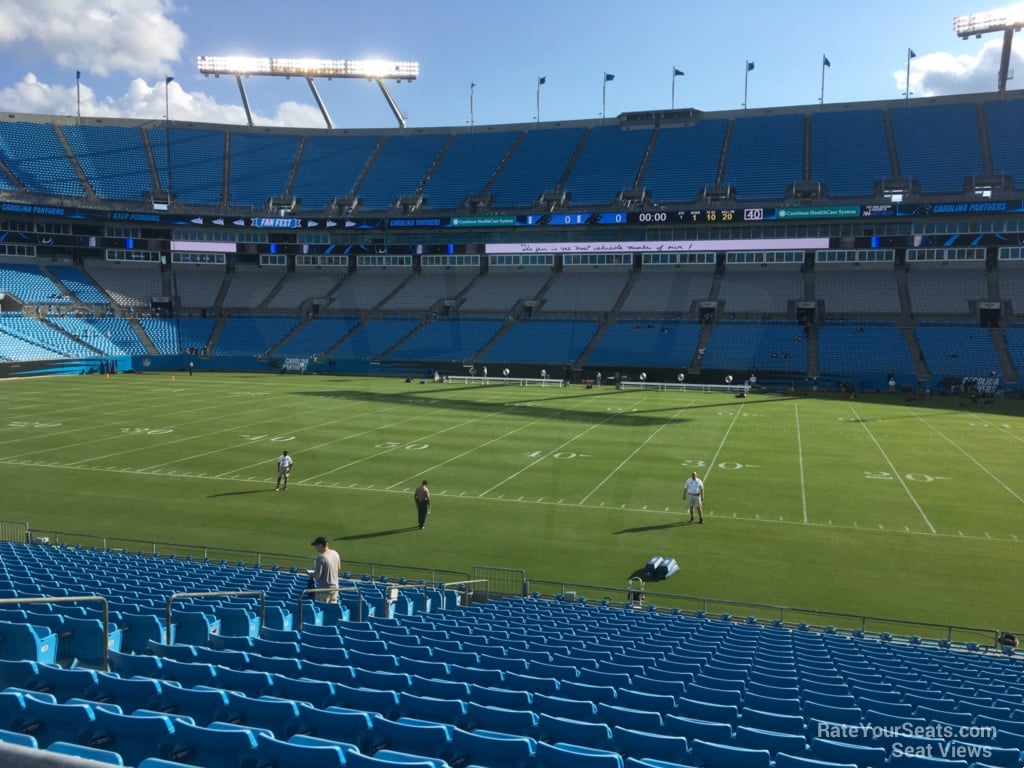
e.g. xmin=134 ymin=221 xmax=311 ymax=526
xmin=164 ymin=76 xmax=174 ymax=198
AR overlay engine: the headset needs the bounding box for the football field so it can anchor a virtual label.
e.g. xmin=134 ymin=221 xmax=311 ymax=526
xmin=2 ymin=372 xmax=1023 ymax=636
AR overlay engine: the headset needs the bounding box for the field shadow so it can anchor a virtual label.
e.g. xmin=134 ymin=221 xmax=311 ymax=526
xmin=338 ymin=526 xmax=421 ymax=541
xmin=613 ymin=519 xmax=694 ymax=535
xmin=297 ymin=386 xmax=760 ymax=427
xmin=207 ymin=489 xmax=276 ymax=498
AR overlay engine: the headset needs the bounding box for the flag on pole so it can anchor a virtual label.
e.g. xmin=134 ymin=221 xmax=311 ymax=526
xmin=908 ymin=48 xmax=917 ymax=58
xmin=604 ymin=72 xmax=615 ymax=82
xmin=538 ymin=76 xmax=546 ymax=86
xmin=673 ymin=68 xmax=684 ymax=77
xmin=747 ymin=61 xmax=755 ymax=72
xmin=76 ymin=70 xmax=81 ymax=80
xmin=823 ymin=55 xmax=831 ymax=68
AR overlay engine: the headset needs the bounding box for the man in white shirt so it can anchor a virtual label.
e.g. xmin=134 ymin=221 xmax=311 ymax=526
xmin=309 ymin=536 xmax=340 ymax=603
xmin=275 ymin=450 xmax=293 ymax=491
xmin=685 ymin=471 xmax=704 ymax=524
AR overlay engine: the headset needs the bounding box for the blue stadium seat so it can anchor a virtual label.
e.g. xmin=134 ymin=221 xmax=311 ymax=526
xmin=536 ymin=713 xmax=615 ymax=750
xmin=171 ymin=610 xmax=221 ymax=645
xmin=90 ymin=708 xmax=176 ymax=766
xmin=774 ymin=753 xmax=861 ymax=768
xmin=809 ymin=737 xmax=887 ymax=768
xmin=21 ymin=697 xmax=98 ymax=748
xmin=533 ymin=693 xmax=599 ymax=722
xmin=47 ymin=740 xmax=125 ymax=765
xmin=0 ymin=619 xmax=58 ymax=664
xmin=93 ymin=672 xmax=163 ymax=714
xmin=611 ymin=725 xmax=690 ymax=764
xmin=31 ymin=665 xmax=101 ymax=703
xmin=615 ymin=688 xmax=678 ymax=715
xmin=254 ymin=731 xmax=349 ymax=768
xmin=449 ymin=726 xmax=537 ymax=768
xmin=217 ymin=607 xmax=261 ymax=638
xmin=371 ymin=715 xmax=454 ymax=761
xmin=154 ymin=683 xmax=231 ymax=725
xmin=163 ymin=719 xmax=260 ymax=768
xmin=662 ymin=713 xmax=733 ymax=743
xmin=598 ymin=702 xmax=665 ymax=733
xmin=107 ymin=649 xmax=163 ymax=679
xmin=62 ymin=616 xmax=122 ymax=667
xmin=559 ymin=680 xmax=619 ymax=705
xmin=690 ymin=738 xmax=772 ymax=768
xmin=118 ymin=613 xmax=174 ymax=653
xmin=734 ymin=725 xmax=808 ymax=756
xmin=155 ymin=658 xmax=218 ymax=688
xmin=344 ymin=750 xmax=448 ymax=768
xmin=465 ymin=702 xmax=538 ymax=737
xmin=294 ymin=705 xmax=381 ymax=753
xmin=534 ymin=740 xmax=626 ymax=768
xmin=397 ymin=691 xmax=469 ymax=728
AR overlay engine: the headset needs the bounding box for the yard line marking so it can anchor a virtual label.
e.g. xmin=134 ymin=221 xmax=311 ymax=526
xmin=795 ymin=402 xmax=808 ymax=523
xmin=478 ymin=399 xmax=642 ymax=497
xmin=578 ymin=401 xmax=694 ymax=505
xmin=7 ymin=454 xmax=1024 ymax=544
xmin=910 ymin=410 xmax=1024 ymax=509
xmin=704 ymin=401 xmax=744 ymax=482
xmin=849 ymin=405 xmax=936 ymax=534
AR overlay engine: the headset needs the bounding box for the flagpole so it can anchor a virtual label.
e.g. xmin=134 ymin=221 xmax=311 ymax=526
xmin=743 ymin=61 xmax=751 ymax=111
xmin=536 ymin=76 xmax=544 ymax=123
xmin=905 ymin=48 xmax=913 ymax=104
xmin=672 ymin=68 xmax=676 ymax=110
xmin=164 ymin=76 xmax=174 ymax=197
xmin=470 ymin=82 xmax=475 ymax=128
xmin=819 ymin=55 xmax=827 ymax=105
xmin=76 ymin=70 xmax=81 ymax=123
xmin=602 ymin=73 xmax=607 ymax=121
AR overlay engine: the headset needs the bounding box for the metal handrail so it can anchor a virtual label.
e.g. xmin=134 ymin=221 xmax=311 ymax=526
xmin=165 ymin=590 xmax=265 ymax=644
xmin=295 ymin=580 xmax=434 ymax=629
xmin=528 ymin=578 xmax=1005 ymax=646
xmin=437 ymin=578 xmax=490 ymax=607
xmin=0 ymin=595 xmax=111 ymax=669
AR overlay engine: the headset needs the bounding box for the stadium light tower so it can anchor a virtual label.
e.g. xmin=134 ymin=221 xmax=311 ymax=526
xmin=954 ymin=7 xmax=1024 ymax=92
xmin=196 ymin=56 xmax=420 ymax=128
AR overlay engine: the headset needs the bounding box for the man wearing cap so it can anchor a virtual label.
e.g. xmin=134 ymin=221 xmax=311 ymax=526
xmin=310 ymin=536 xmax=340 ymax=603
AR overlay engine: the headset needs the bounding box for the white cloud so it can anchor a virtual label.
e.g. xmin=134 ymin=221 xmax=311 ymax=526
xmin=0 ymin=0 xmax=185 ymax=77
xmin=0 ymin=73 xmax=328 ymax=127
xmin=898 ymin=40 xmax=1024 ymax=98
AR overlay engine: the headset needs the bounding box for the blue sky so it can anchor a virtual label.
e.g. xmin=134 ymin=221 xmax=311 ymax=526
xmin=0 ymin=0 xmax=1020 ymax=129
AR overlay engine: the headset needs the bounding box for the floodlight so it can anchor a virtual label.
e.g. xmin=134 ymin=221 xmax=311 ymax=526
xmin=197 ymin=56 xmax=419 ymax=80
xmin=953 ymin=6 xmax=1024 ymax=92
xmin=954 ymin=7 xmax=1024 ymax=37
xmin=196 ymin=54 xmax=420 ymax=128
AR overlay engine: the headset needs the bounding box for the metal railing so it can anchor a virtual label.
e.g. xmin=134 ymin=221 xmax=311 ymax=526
xmin=437 ymin=578 xmax=490 ymax=607
xmin=21 ymin=527 xmax=470 ymax=585
xmin=295 ymin=580 xmax=433 ymax=629
xmin=528 ymin=578 xmax=1009 ymax=648
xmin=473 ymin=566 xmax=527 ymax=599
xmin=165 ymin=590 xmax=265 ymax=645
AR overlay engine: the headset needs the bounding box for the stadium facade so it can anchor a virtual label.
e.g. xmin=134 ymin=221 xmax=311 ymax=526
xmin=0 ymin=90 xmax=1022 ymax=392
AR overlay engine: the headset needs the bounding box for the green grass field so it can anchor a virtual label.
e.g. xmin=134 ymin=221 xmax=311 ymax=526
xmin=3 ymin=372 xmax=1023 ymax=638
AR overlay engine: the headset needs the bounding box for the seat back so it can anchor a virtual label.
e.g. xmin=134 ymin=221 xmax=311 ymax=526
xmin=0 ymin=620 xmax=57 ymax=664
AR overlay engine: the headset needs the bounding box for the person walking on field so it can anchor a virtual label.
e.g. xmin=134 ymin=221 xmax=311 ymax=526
xmin=685 ymin=471 xmax=704 ymax=523
xmin=414 ymin=480 xmax=431 ymax=529
xmin=275 ymin=450 xmax=293 ymax=491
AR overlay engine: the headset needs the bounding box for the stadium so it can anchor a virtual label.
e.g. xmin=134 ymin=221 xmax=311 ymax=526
xmin=0 ymin=27 xmax=1023 ymax=768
